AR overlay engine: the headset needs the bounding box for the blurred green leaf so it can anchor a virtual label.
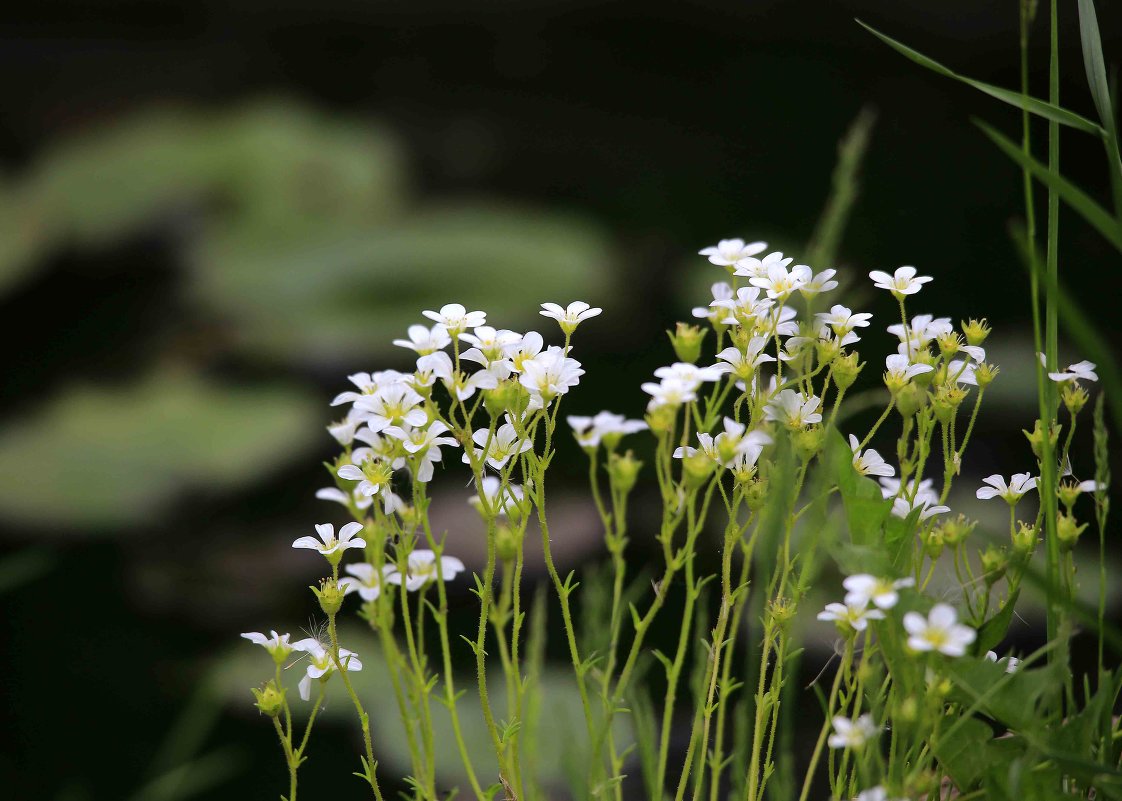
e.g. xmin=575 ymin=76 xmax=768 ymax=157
xmin=0 ymin=371 xmax=319 ymax=527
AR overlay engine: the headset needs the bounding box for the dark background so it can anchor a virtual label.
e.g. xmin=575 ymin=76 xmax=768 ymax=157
xmin=1 ymin=1 xmax=1120 ymax=799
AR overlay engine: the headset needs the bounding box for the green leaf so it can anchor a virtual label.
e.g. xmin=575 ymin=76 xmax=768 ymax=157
xmin=978 ymin=120 xmax=1122 ymax=252
xmin=1076 ymin=0 xmax=1113 ymax=130
xmin=975 ymin=588 xmax=1021 ymax=654
xmin=858 ymin=20 xmax=1105 ymax=137
xmin=931 ymin=717 xmax=992 ymax=791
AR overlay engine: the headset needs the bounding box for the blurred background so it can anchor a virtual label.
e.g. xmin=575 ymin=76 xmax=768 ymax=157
xmin=1 ymin=1 xmax=1120 ymax=798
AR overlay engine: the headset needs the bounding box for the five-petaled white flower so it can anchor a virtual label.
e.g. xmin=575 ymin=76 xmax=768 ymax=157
xmin=540 ymin=301 xmax=602 ymax=334
xmin=699 ymin=238 xmax=767 ymax=266
xmin=353 ymin=384 xmax=428 ymax=433
xmin=828 ymin=714 xmax=879 ymax=750
xmin=733 ymin=250 xmax=792 ymax=280
xmin=469 ymin=476 xmax=527 ymax=519
xmin=292 ymin=522 xmax=367 ymax=557
xmin=1048 ymin=359 xmax=1098 ymax=384
xmin=712 ymin=339 xmax=777 ymax=380
xmin=843 ymin=574 xmax=915 ymax=610
xmin=384 ymin=421 xmax=459 ymax=482
xmin=749 ymin=262 xmax=812 ymax=301
xmin=392 ymin=324 xmax=452 ymax=355
xmin=568 ymin=411 xmax=648 ymax=448
xmin=817 ymin=305 xmax=873 ymax=335
xmin=291 ymin=637 xmax=363 ymax=701
xmin=340 ymin=563 xmax=396 ymax=602
xmin=888 ymin=314 xmax=953 ymax=351
xmin=903 ymin=603 xmax=976 ymax=656
xmin=764 ymin=389 xmax=823 ymax=429
xmin=464 ymin=421 xmax=533 ymax=470
xmin=422 ymin=303 xmax=487 ymax=336
xmin=976 ymin=473 xmax=1037 ymax=504
xmin=710 ymin=286 xmax=774 ymax=326
xmin=884 ymin=353 xmax=934 ymax=384
xmin=692 ymin=282 xmax=734 ymax=323
xmin=880 ymin=476 xmax=939 ymax=505
xmin=241 ymin=630 xmax=294 ymax=661
xmin=642 ymin=377 xmax=698 ymax=409
xmin=800 ymin=268 xmax=838 ymax=295
xmin=817 ymin=600 xmax=885 ymax=632
xmin=891 ymin=496 xmax=950 ymax=521
xmin=386 ymin=550 xmax=466 ymax=592
xmin=460 ymin=326 xmax=522 ymax=366
xmin=849 ymin=435 xmax=895 ymax=478
xmin=869 ymin=266 xmax=933 ymax=296
xmin=519 ymin=348 xmax=584 ymax=401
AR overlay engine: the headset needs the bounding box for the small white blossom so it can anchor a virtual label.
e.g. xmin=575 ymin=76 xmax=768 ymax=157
xmin=764 ymin=389 xmax=823 ymax=428
xmin=828 ymin=714 xmax=879 ymax=750
xmin=315 ymin=485 xmax=374 ymax=511
xmin=327 ymin=414 xmax=361 ymax=446
xmin=567 ymin=411 xmax=647 ymax=448
xmin=817 ymin=305 xmax=873 ymax=335
xmin=976 ymin=473 xmax=1037 ymax=503
xmin=879 ymin=476 xmax=939 ymax=505
xmin=733 ymin=250 xmax=792 ymax=280
xmin=422 ymin=303 xmax=486 ymax=336
xmin=884 ymin=353 xmax=934 ymax=383
xmin=699 ymin=238 xmax=767 ymax=266
xmin=540 ymin=301 xmax=602 ymax=334
xmin=653 ymin=362 xmax=725 ymax=388
xmin=392 ymin=324 xmax=452 ymax=355
xmin=292 ymin=522 xmax=367 ymax=557
xmin=749 ymin=262 xmax=812 ymax=301
xmin=464 ymin=420 xmax=533 ymax=470
xmin=800 ymin=268 xmax=838 ymax=295
xmin=692 ymin=282 xmax=734 ymax=323
xmin=817 ymin=600 xmax=885 ymax=632
xmin=903 ymin=604 xmax=976 ymax=656
xmin=888 ymin=314 xmax=953 ymax=351
xmin=849 ymin=434 xmax=895 ymax=478
xmin=518 ymin=348 xmax=584 ymax=401
xmin=384 ymin=421 xmax=458 ymax=482
xmin=387 ymin=550 xmax=466 ymax=592
xmin=330 ymin=370 xmax=410 ymax=406
xmin=241 ymin=630 xmax=294 ymax=660
xmin=946 ymin=359 xmax=978 ymax=386
xmin=712 ymin=339 xmax=777 ymax=380
xmin=469 ymin=476 xmax=527 ymax=518
xmin=674 ymin=418 xmax=771 ymax=468
xmin=710 ymin=286 xmax=773 ymax=326
xmin=291 ymin=638 xmax=363 ymax=701
xmin=1048 ymin=359 xmax=1098 ymax=384
xmin=353 ymin=384 xmax=428 ymax=433
xmin=891 ymin=496 xmax=950 ymax=520
xmin=337 ymin=455 xmax=393 ymax=500
xmin=340 ymin=563 xmax=396 ymax=602
xmin=460 ymin=327 xmax=522 ymax=366
xmin=869 ymin=266 xmax=932 ymax=296
xmin=506 ymin=331 xmax=546 ymax=372
xmin=843 ymin=574 xmax=915 ymax=610
xmin=642 ymin=377 xmax=698 ymax=409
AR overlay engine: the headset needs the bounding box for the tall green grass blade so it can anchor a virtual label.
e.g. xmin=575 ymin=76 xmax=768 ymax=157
xmin=1075 ymin=0 xmax=1122 ymax=219
xmin=805 ymin=107 xmax=876 ymax=268
xmin=857 ymin=20 xmax=1105 ymax=137
xmin=979 ymin=120 xmax=1122 ymax=251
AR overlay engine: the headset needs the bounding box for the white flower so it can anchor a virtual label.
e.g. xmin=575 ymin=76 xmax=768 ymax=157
xmin=884 ymin=353 xmax=934 ymax=383
xmin=887 ymin=314 xmax=953 ymax=350
xmin=698 ymin=238 xmax=767 ymax=266
xmin=353 ymin=384 xmax=428 ymax=433
xmin=817 ymin=600 xmax=885 ymax=632
xmin=653 ymin=362 xmax=724 ymax=388
xmin=710 ymin=286 xmax=773 ymax=326
xmin=692 ymin=282 xmax=733 ymax=323
xmin=460 ymin=326 xmax=522 ymax=365
xmin=327 ymin=414 xmax=361 ymax=446
xmin=891 ymin=496 xmax=950 ymax=520
xmin=417 ymin=351 xmax=502 ymax=401
xmin=464 ymin=420 xmax=533 ymax=470
xmin=984 ymin=650 xmax=1021 ymax=673
xmin=732 ymin=250 xmax=791 ymax=279
xmin=507 ymin=331 xmax=545 ymax=372
xmin=540 ymin=301 xmax=602 ymax=334
xmin=567 ymin=411 xmax=647 ymax=448
xmin=337 ymin=456 xmax=394 ymax=500
xmin=422 ymin=303 xmax=486 ymax=336
xmin=856 ymin=787 xmax=906 ymax=801
xmin=828 ymin=714 xmax=879 ymax=750
xmin=674 ymin=418 xmax=771 ymax=469
xmin=292 ymin=522 xmax=367 ymax=557
xmin=340 ymin=563 xmax=396 ymax=602
xmin=1078 ymin=479 xmax=1108 ymax=494
xmin=712 ymin=339 xmax=777 ymax=380
xmin=518 ymin=348 xmax=584 ymax=401
xmin=241 ymin=630 xmax=294 ymax=661
xmin=976 ymin=473 xmax=1037 ymax=503
xmin=749 ymin=262 xmax=812 ymax=301
xmin=316 ymin=485 xmax=374 ymax=511
xmin=383 ymin=421 xmax=458 ymax=482
xmin=1048 ymin=359 xmax=1098 ymax=384
xmin=291 ymin=638 xmax=363 ymax=701
xmin=849 ymin=435 xmax=895 ymax=478
xmin=880 ymin=476 xmax=939 ymax=505
xmin=758 ymin=304 xmax=800 ymax=337
xmin=817 ymin=305 xmax=873 ymax=335
xmin=330 ymin=370 xmax=410 ymax=406
xmin=946 ymin=359 xmax=978 ymax=386
xmin=800 ymin=268 xmax=838 ymax=295
xmin=843 ymin=574 xmax=915 ymax=610
xmin=764 ymin=389 xmax=823 ymax=428
xmin=469 ymin=476 xmax=527 ymax=519
xmin=392 ymin=323 xmax=452 ymax=355
xmin=903 ymin=604 xmax=976 ymax=656
xmin=386 ymin=550 xmax=466 ymax=592
xmin=642 ymin=377 xmax=698 ymax=409
xmin=869 ymin=266 xmax=932 ymax=296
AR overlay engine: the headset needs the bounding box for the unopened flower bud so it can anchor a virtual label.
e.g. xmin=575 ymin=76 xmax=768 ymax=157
xmin=607 ymin=450 xmax=643 ymax=493
xmin=936 ymin=332 xmax=962 ymax=359
xmin=1057 ymin=481 xmax=1082 ymax=509
xmin=495 ymin=523 xmax=520 ymax=563
xmin=485 ymin=381 xmax=529 ymax=418
xmin=313 ymin=578 xmax=347 ymax=615
xmin=938 ymin=514 xmax=975 ymax=547
xmin=895 ymin=383 xmax=926 ymax=418
xmin=767 ymin=597 xmax=797 ymax=627
xmin=1061 ymin=383 xmax=1089 ymax=416
xmin=645 ymin=405 xmax=677 ymax=435
xmin=1012 ymin=521 xmax=1037 ymax=555
xmin=815 ymin=336 xmax=842 ymax=365
xmin=979 ymin=546 xmax=1009 ymax=586
xmin=974 ymin=363 xmax=999 ymax=388
xmin=832 ymin=352 xmax=863 ymax=391
xmin=683 ymin=452 xmax=716 ymax=488
xmin=896 ymin=696 xmax=919 ymax=724
xmin=793 ymin=427 xmax=825 ymax=462
xmin=251 ymin=680 xmax=286 ymax=717
xmin=744 ymin=476 xmax=769 ymax=511
xmin=668 ymin=323 xmax=707 ymax=364
xmin=1023 ymin=419 xmax=1061 ymax=460
xmin=923 ymin=525 xmax=945 ymax=559
xmin=729 ymin=326 xmax=752 ymax=352
xmin=961 ymin=318 xmax=991 ymax=346
xmin=1056 ymin=512 xmax=1087 ymax=552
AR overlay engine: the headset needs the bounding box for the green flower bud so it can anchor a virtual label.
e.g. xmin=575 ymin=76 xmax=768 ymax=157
xmin=923 ymin=525 xmax=945 ymax=559
xmin=1056 ymin=512 xmax=1087 ymax=552
xmin=645 ymin=405 xmax=677 ymax=435
xmin=815 ymin=336 xmax=842 ymax=366
xmin=1057 ymin=481 xmax=1082 ymax=510
xmin=683 ymin=452 xmax=716 ymax=488
xmin=1023 ymin=419 xmax=1061 ymax=460
xmin=607 ymin=450 xmax=643 ymax=493
xmin=832 ymin=352 xmax=863 ymax=391
xmin=251 ymin=680 xmax=286 ymax=717
xmin=895 ymin=383 xmax=926 ymax=418
xmin=668 ymin=322 xmax=707 ymax=364
xmin=313 ymin=578 xmax=347 ymax=615
xmin=767 ymin=597 xmax=797 ymax=627
xmin=495 ymin=523 xmax=520 ymax=563
xmin=961 ymin=318 xmax=992 ymax=346
xmin=729 ymin=326 xmax=753 ymax=352
xmin=1012 ymin=520 xmax=1038 ymax=556
xmin=974 ymin=363 xmax=999 ymax=388
xmin=979 ymin=545 xmax=1009 ymax=586
xmin=938 ymin=514 xmax=976 ymax=547
xmin=936 ymin=332 xmax=962 ymax=359
xmin=744 ymin=476 xmax=769 ymax=511
xmin=896 ymin=696 xmax=919 ymax=724
xmin=485 ymin=380 xmax=530 ymax=418
xmin=793 ymin=426 xmax=825 ymax=462
xmin=1061 ymin=382 xmax=1089 ymax=416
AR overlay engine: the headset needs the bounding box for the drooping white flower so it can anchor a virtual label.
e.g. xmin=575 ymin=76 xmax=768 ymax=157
xmin=1048 ymin=359 xmax=1098 ymax=384
xmin=891 ymin=496 xmax=950 ymax=521
xmin=292 ymin=522 xmax=367 ymax=557
xmin=884 ymin=353 xmax=934 ymax=383
xmin=817 ymin=600 xmax=885 ymax=632
xmin=817 ymin=305 xmax=873 ymax=336
xmin=386 ymin=550 xmax=466 ymax=592
xmin=976 ymin=473 xmax=1037 ymax=503
xmin=241 ymin=630 xmax=294 ymax=661
xmin=903 ymin=604 xmax=976 ymax=656
xmin=849 ymin=434 xmax=895 ymax=478
xmin=469 ymin=476 xmax=527 ymax=519
xmin=392 ymin=324 xmax=452 ymax=355
xmin=868 ymin=266 xmax=932 ymax=296
xmin=464 ymin=420 xmax=533 ymax=470
xmin=291 ymin=638 xmax=363 ymax=701
xmin=422 ymin=303 xmax=487 ymax=336
xmin=764 ymin=389 xmax=823 ymax=428
xmin=800 ymin=268 xmax=838 ymax=296
xmin=540 ymin=301 xmax=602 ymax=334
xmin=353 ymin=384 xmax=428 ymax=433
xmin=340 ymin=563 xmax=396 ymax=602
xmin=518 ymin=348 xmax=584 ymax=401
xmin=984 ymin=650 xmax=1021 ymax=673
xmin=828 ymin=714 xmax=879 ymax=750
xmin=567 ymin=411 xmax=648 ymax=448
xmin=642 ymin=377 xmax=698 ymax=409
xmin=698 ymin=238 xmax=767 ymax=266
xmin=383 ymin=421 xmax=458 ymax=482
xmin=692 ymin=282 xmax=734 ymax=323
xmin=842 ymin=574 xmax=915 ymax=610
xmin=749 ymin=262 xmax=812 ymax=301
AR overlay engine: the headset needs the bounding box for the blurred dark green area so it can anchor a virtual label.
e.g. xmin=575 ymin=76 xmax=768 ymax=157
xmin=1 ymin=1 xmax=1120 ymax=799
